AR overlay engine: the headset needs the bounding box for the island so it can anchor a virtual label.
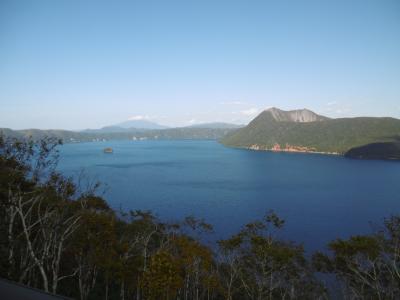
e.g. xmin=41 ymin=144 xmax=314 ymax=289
xmin=103 ymin=147 xmax=113 ymax=153
xmin=221 ymin=108 xmax=400 ymax=160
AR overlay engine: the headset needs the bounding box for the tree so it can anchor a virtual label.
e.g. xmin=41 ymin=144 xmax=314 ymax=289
xmin=141 ymin=250 xmax=183 ymax=300
xmin=219 ymin=211 xmax=325 ymax=300
xmin=71 ymin=196 xmax=116 ymax=300
xmin=314 ymin=216 xmax=400 ymax=299
xmin=0 ymin=136 xmax=88 ymax=293
xmin=218 ymin=234 xmax=243 ymax=300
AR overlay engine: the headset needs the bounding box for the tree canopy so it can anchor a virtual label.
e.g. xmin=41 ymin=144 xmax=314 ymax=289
xmin=0 ymin=135 xmax=398 ymax=299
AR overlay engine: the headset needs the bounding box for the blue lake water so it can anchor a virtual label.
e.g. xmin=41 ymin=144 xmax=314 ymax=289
xmin=58 ymin=140 xmax=400 ymax=252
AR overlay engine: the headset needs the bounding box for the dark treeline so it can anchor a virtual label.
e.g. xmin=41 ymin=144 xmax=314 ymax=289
xmin=1 ymin=136 xmax=399 ymax=299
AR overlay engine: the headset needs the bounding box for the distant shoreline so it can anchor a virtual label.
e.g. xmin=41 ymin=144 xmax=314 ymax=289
xmin=225 ymin=144 xmax=400 ymax=161
xmin=245 ymin=144 xmax=341 ymax=156
xmin=246 ymin=147 xmax=341 ymax=156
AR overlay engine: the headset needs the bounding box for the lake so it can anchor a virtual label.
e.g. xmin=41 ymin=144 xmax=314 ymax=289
xmin=58 ymin=140 xmax=400 ymax=252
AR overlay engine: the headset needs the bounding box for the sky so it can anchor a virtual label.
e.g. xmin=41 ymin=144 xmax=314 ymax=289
xmin=1 ymin=0 xmax=399 ymax=130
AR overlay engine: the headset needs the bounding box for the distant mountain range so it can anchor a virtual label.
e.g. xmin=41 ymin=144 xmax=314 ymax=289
xmin=0 ymin=119 xmax=242 ymax=143
xmin=186 ymin=122 xmax=244 ymax=129
xmin=221 ymin=107 xmax=400 ymax=160
xmin=82 ymin=119 xmax=169 ymax=133
xmin=114 ymin=119 xmax=169 ymax=130
xmin=0 ymin=126 xmax=238 ymax=143
xmin=82 ymin=126 xmax=149 ymax=134
xmin=2 ymin=109 xmax=400 ymax=160
xmin=81 ymin=121 xmax=241 ymax=133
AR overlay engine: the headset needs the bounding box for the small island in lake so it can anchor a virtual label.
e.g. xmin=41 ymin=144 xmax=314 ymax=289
xmin=103 ymin=147 xmax=113 ymax=153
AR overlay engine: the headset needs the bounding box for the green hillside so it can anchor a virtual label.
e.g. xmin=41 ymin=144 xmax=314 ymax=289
xmin=345 ymin=142 xmax=400 ymax=160
xmin=221 ymin=109 xmax=400 ymax=156
xmin=0 ymin=127 xmax=237 ymax=143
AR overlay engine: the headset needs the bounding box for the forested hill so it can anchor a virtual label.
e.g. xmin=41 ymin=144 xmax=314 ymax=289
xmin=221 ymin=108 xmax=400 ymax=159
xmin=0 ymin=127 xmax=237 ymax=143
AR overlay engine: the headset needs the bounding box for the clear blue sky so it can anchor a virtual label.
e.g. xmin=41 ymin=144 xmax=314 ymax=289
xmin=1 ymin=0 xmax=399 ymax=129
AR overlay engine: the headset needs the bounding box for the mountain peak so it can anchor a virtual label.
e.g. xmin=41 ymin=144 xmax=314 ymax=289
xmin=265 ymin=107 xmax=329 ymax=123
xmin=114 ymin=119 xmax=168 ymax=129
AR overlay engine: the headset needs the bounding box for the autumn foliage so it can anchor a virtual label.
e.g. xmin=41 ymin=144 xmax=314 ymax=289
xmin=0 ymin=136 xmax=399 ymax=299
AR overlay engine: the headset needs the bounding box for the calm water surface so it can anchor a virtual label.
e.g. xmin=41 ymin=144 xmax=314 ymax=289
xmin=58 ymin=140 xmax=400 ymax=252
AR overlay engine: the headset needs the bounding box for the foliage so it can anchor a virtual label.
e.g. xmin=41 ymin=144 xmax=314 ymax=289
xmin=1 ymin=136 xmax=399 ymax=299
xmin=221 ymin=110 xmax=400 ymax=156
xmin=0 ymin=127 xmax=237 ymax=143
xmin=344 ymin=141 xmax=400 ymax=160
xmin=313 ymin=216 xmax=400 ymax=299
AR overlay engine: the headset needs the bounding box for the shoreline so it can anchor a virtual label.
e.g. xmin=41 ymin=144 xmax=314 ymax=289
xmin=246 ymin=144 xmax=341 ymax=156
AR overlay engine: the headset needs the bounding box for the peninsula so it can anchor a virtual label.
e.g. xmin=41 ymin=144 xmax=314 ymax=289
xmin=221 ymin=108 xmax=400 ymax=160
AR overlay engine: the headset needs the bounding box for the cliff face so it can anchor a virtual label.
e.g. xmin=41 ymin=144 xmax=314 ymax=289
xmin=267 ymin=107 xmax=329 ymax=123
